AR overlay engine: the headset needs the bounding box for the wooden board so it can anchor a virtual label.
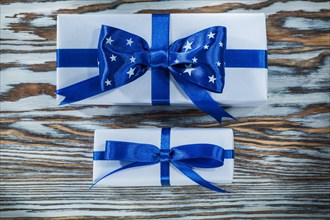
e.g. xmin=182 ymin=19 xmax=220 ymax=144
xmin=1 ymin=0 xmax=329 ymax=218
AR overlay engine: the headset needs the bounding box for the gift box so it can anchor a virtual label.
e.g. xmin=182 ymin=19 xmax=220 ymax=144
xmin=92 ymin=128 xmax=234 ymax=191
xmin=56 ymin=13 xmax=267 ymax=108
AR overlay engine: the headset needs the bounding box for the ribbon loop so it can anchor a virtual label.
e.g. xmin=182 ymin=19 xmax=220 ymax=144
xmin=105 ymin=140 xmax=159 ymax=162
xmin=172 ymin=144 xmax=225 ymax=168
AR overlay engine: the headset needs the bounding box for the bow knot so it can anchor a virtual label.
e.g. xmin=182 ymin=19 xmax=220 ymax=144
xmin=159 ymin=148 xmax=171 ymax=163
xmin=150 ymin=49 xmax=168 ymax=69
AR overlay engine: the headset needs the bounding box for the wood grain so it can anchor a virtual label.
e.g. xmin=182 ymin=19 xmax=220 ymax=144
xmin=1 ymin=0 xmax=329 ymax=219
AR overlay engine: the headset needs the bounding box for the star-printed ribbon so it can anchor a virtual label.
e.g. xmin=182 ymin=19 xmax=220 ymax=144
xmin=91 ymin=128 xmax=234 ymax=193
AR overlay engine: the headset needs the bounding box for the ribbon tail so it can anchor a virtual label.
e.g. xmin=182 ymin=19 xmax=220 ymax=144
xmin=172 ymin=162 xmax=229 ymax=193
xmin=173 ymin=75 xmax=234 ymax=123
xmin=55 ymin=76 xmax=104 ymax=105
xmin=89 ymin=162 xmax=155 ymax=190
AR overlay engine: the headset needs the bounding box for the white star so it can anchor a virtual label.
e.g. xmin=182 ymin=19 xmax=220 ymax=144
xmin=183 ymin=64 xmax=195 ymax=76
xmin=183 ymin=40 xmax=193 ymax=52
xmin=219 ymin=42 xmax=223 ymax=47
xmin=208 ymin=75 xmax=216 ymax=84
xmin=192 ymin=57 xmax=198 ymax=63
xmin=207 ymin=32 xmax=215 ymax=39
xmin=129 ymin=56 xmax=136 ymax=63
xmin=203 ymin=45 xmax=209 ymax=50
xmin=126 ymin=67 xmax=135 ymax=78
xmin=106 ymin=36 xmax=114 ymax=45
xmin=126 ymin=38 xmax=134 ymax=46
xmin=174 ymin=59 xmax=179 ymax=64
xmin=105 ymin=79 xmax=112 ymax=86
xmin=216 ymin=61 xmax=221 ymax=67
xmin=110 ymin=54 xmax=117 ymax=62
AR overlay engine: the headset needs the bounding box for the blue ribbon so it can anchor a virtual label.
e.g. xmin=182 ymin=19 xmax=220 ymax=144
xmin=90 ymin=128 xmax=234 ymax=193
xmin=57 ymin=49 xmax=267 ymax=68
xmin=151 ymin=14 xmax=170 ymax=105
xmin=160 ymin=128 xmax=171 ymax=186
xmin=56 ymin=14 xmax=267 ymax=123
xmin=56 ymin=49 xmax=267 ymax=68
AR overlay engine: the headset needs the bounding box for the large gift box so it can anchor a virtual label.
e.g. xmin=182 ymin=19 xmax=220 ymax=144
xmin=92 ymin=128 xmax=234 ymax=191
xmin=56 ymin=14 xmax=267 ymax=108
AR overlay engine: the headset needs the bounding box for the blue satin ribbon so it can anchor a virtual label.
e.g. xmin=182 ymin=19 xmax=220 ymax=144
xmin=57 ymin=49 xmax=267 ymax=68
xmin=90 ymin=128 xmax=234 ymax=193
xmin=151 ymin=14 xmax=170 ymax=105
xmin=56 ymin=14 xmax=267 ymax=123
xmin=160 ymin=128 xmax=171 ymax=186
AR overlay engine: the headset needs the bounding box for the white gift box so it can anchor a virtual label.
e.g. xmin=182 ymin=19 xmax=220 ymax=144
xmin=57 ymin=13 xmax=267 ymax=106
xmin=93 ymin=128 xmax=234 ymax=187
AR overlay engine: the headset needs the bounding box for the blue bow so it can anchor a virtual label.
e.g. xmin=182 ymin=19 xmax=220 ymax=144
xmin=91 ymin=128 xmax=234 ymax=193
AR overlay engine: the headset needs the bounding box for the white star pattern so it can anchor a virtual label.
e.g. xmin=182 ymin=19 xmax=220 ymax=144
xmin=207 ymin=32 xmax=215 ymax=39
xmin=183 ymin=64 xmax=195 ymax=76
xmin=106 ymin=36 xmax=114 ymax=45
xmin=110 ymin=54 xmax=117 ymax=62
xmin=105 ymin=79 xmax=112 ymax=86
xmin=129 ymin=56 xmax=136 ymax=63
xmin=126 ymin=67 xmax=135 ymax=78
xmin=208 ymin=75 xmax=216 ymax=84
xmin=126 ymin=38 xmax=134 ymax=46
xmin=102 ymin=31 xmax=224 ymax=86
xmin=183 ymin=41 xmax=193 ymax=52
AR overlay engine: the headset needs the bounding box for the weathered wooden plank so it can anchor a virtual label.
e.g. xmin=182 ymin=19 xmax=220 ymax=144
xmin=1 ymin=0 xmax=330 ymax=219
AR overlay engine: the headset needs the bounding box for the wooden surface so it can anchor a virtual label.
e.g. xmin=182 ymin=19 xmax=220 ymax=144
xmin=1 ymin=0 xmax=330 ymax=219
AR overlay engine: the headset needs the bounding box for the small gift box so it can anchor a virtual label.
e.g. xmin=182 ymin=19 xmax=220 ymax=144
xmin=92 ymin=128 xmax=234 ymax=192
xmin=56 ymin=14 xmax=267 ymax=122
